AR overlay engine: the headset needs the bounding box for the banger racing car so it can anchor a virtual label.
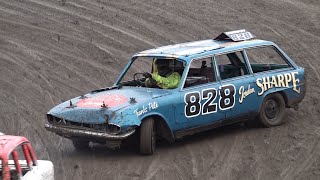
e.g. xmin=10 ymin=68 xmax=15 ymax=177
xmin=45 ymin=30 xmax=305 ymax=155
xmin=0 ymin=134 xmax=54 ymax=180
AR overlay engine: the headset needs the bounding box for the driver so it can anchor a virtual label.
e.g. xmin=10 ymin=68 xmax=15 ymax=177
xmin=144 ymin=59 xmax=181 ymax=89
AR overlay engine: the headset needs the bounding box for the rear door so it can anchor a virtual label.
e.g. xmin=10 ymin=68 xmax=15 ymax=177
xmin=214 ymin=50 xmax=258 ymax=125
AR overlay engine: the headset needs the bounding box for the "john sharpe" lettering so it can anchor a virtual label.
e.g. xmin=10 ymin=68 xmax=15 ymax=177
xmin=256 ymin=72 xmax=300 ymax=95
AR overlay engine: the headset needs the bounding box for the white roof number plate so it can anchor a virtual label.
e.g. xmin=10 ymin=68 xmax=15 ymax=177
xmin=225 ymin=30 xmax=254 ymax=41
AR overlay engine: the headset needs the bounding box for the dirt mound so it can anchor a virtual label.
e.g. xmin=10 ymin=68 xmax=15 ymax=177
xmin=1 ymin=0 xmax=319 ymax=179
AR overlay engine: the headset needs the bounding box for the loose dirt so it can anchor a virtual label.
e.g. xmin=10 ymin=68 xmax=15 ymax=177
xmin=1 ymin=0 xmax=319 ymax=179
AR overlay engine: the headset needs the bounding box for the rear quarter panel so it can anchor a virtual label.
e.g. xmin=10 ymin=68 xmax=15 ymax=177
xmin=252 ymin=67 xmax=305 ymax=112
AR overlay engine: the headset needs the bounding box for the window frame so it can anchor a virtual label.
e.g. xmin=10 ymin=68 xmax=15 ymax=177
xmin=181 ymin=55 xmax=219 ymax=91
xmin=243 ymin=45 xmax=295 ymax=76
xmin=214 ymin=49 xmax=253 ymax=83
xmin=116 ymin=56 xmax=186 ymax=89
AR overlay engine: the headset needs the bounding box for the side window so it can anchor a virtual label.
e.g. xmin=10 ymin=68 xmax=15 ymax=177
xmin=184 ymin=57 xmax=215 ymax=88
xmin=216 ymin=51 xmax=249 ymax=80
xmin=245 ymin=46 xmax=292 ymax=73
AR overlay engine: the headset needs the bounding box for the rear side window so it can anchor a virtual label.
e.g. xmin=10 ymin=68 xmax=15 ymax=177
xmin=245 ymin=46 xmax=292 ymax=73
xmin=215 ymin=51 xmax=249 ymax=80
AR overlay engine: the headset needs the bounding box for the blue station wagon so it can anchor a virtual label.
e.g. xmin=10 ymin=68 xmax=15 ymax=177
xmin=45 ymin=30 xmax=306 ymax=155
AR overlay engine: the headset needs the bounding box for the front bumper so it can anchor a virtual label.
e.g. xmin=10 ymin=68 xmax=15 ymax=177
xmin=44 ymin=123 xmax=135 ymax=140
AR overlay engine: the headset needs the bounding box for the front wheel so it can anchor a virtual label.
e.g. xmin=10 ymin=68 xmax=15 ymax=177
xmin=140 ymin=117 xmax=156 ymax=155
xmin=259 ymin=93 xmax=286 ymax=127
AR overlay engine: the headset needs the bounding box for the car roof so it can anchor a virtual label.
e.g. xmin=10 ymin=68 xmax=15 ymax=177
xmin=136 ymin=39 xmax=272 ymax=60
xmin=0 ymin=135 xmax=30 ymax=158
xmin=135 ymin=30 xmax=274 ymax=62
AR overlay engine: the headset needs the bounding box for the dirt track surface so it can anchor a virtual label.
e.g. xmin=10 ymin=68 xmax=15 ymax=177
xmin=1 ymin=0 xmax=320 ymax=179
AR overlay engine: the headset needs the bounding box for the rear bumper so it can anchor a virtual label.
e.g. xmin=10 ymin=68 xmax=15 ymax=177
xmin=44 ymin=123 xmax=135 ymax=140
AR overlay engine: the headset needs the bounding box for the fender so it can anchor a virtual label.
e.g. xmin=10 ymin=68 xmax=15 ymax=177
xmin=256 ymin=89 xmax=287 ymax=113
xmin=140 ymin=112 xmax=172 ymax=131
xmin=140 ymin=112 xmax=175 ymax=142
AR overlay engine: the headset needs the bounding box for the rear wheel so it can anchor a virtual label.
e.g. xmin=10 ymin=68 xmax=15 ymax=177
xmin=140 ymin=117 xmax=156 ymax=155
xmin=259 ymin=93 xmax=285 ymax=127
xmin=72 ymin=139 xmax=90 ymax=151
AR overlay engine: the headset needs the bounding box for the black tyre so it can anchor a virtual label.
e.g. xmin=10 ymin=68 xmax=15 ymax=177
xmin=140 ymin=117 xmax=156 ymax=155
xmin=259 ymin=93 xmax=285 ymax=127
xmin=72 ymin=139 xmax=90 ymax=151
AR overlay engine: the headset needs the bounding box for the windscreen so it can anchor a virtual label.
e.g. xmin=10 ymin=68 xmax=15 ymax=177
xmin=119 ymin=57 xmax=185 ymax=89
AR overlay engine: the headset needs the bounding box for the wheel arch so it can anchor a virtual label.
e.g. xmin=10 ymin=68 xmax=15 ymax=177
xmin=140 ymin=114 xmax=175 ymax=143
xmin=258 ymin=90 xmax=288 ymax=111
xmin=257 ymin=90 xmax=286 ymax=127
xmin=277 ymin=91 xmax=289 ymax=107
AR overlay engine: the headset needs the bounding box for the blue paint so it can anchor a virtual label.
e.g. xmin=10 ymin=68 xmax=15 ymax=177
xmin=47 ymin=34 xmax=305 ymax=139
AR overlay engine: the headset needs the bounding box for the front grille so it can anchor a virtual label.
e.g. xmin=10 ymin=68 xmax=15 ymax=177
xmin=46 ymin=114 xmax=121 ymax=134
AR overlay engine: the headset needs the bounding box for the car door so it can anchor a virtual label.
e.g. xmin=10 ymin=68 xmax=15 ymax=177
xmin=214 ymin=50 xmax=258 ymax=125
xmin=175 ymin=56 xmax=225 ymax=130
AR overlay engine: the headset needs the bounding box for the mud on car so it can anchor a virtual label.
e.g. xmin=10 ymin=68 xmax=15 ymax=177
xmin=45 ymin=30 xmax=305 ymax=155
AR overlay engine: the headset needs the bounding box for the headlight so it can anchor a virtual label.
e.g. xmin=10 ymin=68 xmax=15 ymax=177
xmin=107 ymin=123 xmax=121 ymax=134
xmin=47 ymin=114 xmax=62 ymax=124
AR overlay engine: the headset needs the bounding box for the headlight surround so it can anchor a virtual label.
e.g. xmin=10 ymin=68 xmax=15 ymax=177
xmin=106 ymin=123 xmax=121 ymax=134
xmin=47 ymin=114 xmax=121 ymax=134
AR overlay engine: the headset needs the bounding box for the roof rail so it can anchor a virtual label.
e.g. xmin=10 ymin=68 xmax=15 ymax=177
xmin=214 ymin=29 xmax=255 ymax=42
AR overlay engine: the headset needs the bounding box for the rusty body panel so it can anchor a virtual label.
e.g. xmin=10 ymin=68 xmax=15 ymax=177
xmin=45 ymin=86 xmax=173 ymax=145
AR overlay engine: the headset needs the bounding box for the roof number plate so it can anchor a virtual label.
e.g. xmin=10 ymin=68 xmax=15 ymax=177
xmin=215 ymin=29 xmax=255 ymax=41
xmin=228 ymin=32 xmax=253 ymax=41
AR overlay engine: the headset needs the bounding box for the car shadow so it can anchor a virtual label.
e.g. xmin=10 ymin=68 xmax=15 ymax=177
xmin=64 ymin=122 xmax=264 ymax=159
